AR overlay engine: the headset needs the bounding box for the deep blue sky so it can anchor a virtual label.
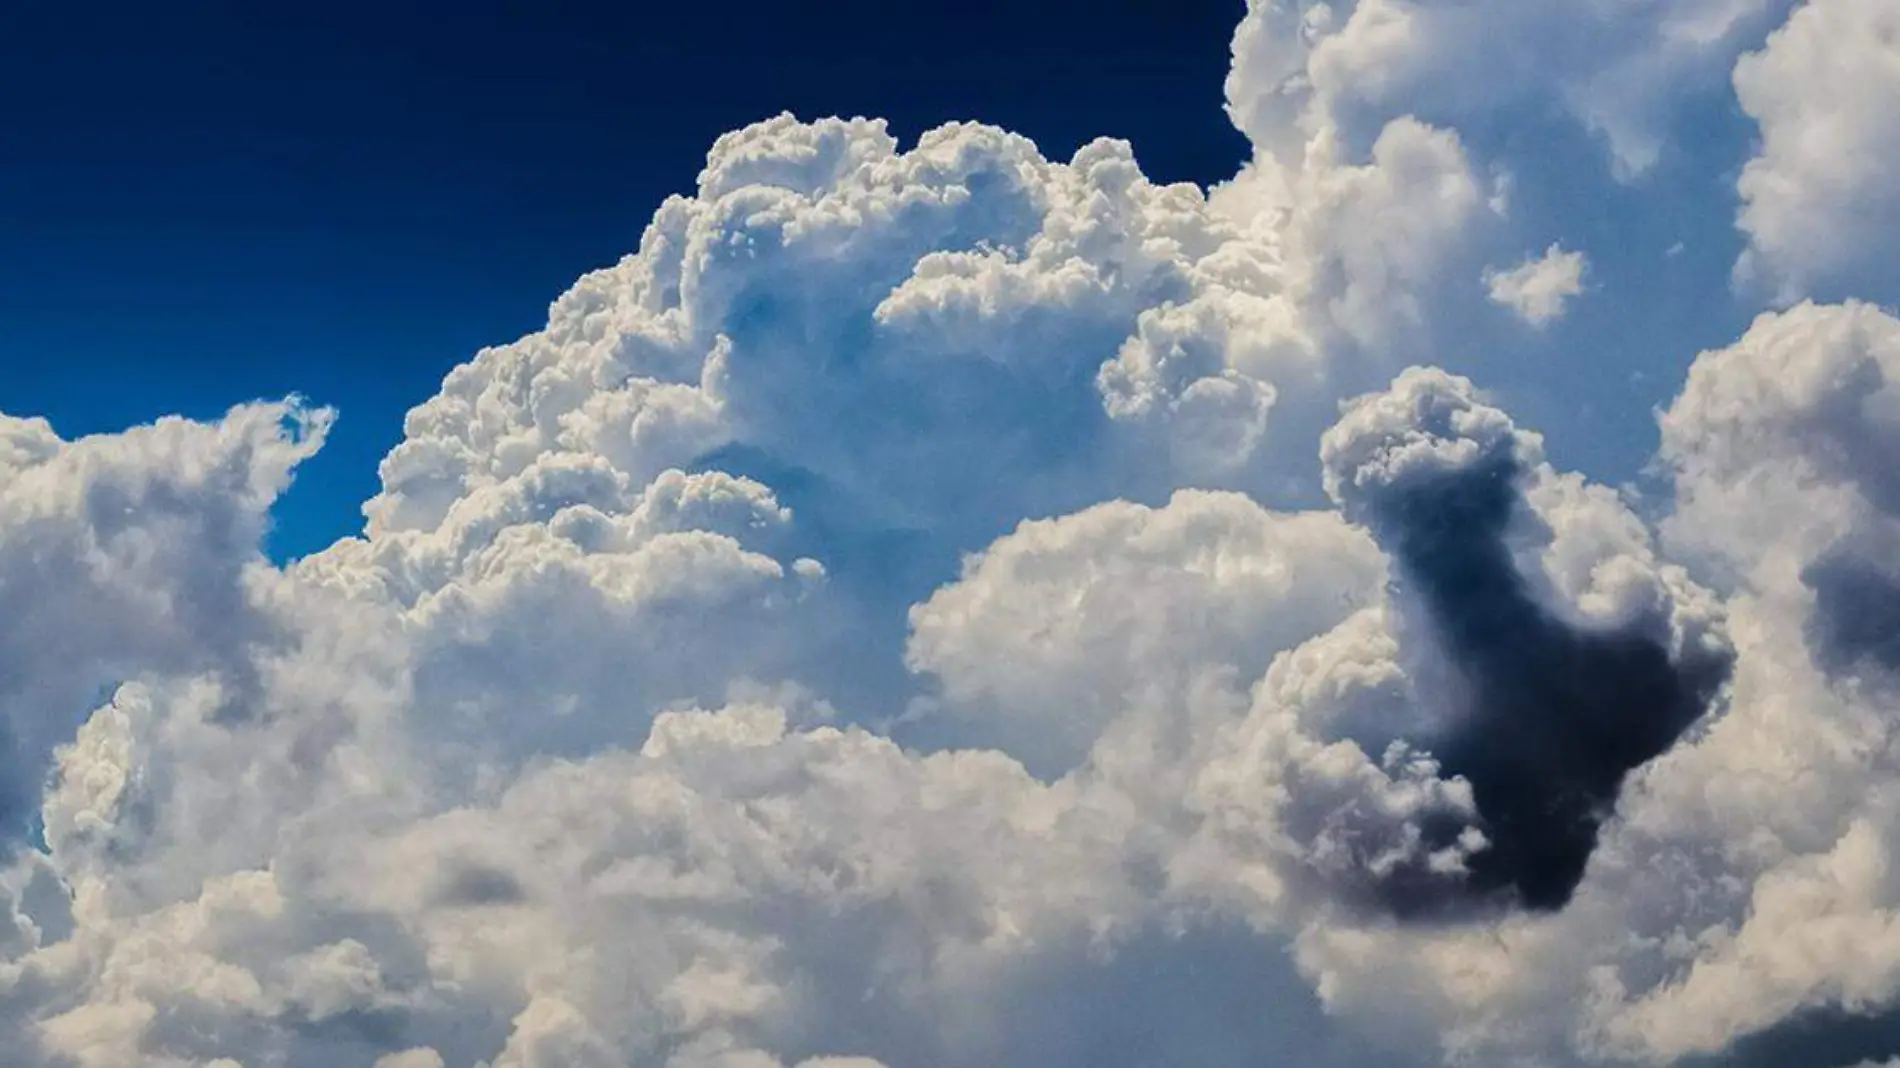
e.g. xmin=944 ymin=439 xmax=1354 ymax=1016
xmin=0 ymin=0 xmax=1248 ymax=559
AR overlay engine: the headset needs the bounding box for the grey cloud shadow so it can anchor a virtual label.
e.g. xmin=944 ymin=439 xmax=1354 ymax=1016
xmin=1353 ymin=449 xmax=1730 ymax=917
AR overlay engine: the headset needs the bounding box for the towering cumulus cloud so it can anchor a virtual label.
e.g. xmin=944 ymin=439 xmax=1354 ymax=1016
xmin=4 ymin=1 xmax=1900 ymax=1066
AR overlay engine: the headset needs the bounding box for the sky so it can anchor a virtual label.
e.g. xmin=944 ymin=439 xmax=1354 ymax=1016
xmin=5 ymin=1 xmax=1900 ymax=1067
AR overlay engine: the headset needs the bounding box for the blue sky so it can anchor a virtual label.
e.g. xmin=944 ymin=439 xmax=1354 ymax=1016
xmin=0 ymin=0 xmax=1246 ymax=560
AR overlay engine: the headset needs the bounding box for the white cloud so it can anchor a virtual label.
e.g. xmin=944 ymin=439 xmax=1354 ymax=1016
xmin=0 ymin=402 xmax=330 ymax=835
xmin=2 ymin=305 xmax=1894 ymax=1067
xmin=1224 ymin=0 xmax=1789 ymax=180
xmin=1576 ymin=301 xmax=1900 ymax=1064
xmin=1734 ymin=0 xmax=1900 ymax=300
xmin=8 ymin=2 xmax=1900 ymax=1066
xmin=907 ymin=489 xmax=1384 ymax=775
xmin=1484 ymin=244 xmax=1588 ymax=327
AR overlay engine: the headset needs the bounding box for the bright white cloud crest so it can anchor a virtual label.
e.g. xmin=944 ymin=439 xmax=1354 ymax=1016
xmin=5 ymin=2 xmax=1900 ymax=1065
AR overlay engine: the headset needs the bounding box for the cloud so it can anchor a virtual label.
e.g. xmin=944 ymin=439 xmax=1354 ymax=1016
xmin=1659 ymin=300 xmax=1900 ymax=575
xmin=1582 ymin=300 xmax=1900 ymax=1065
xmin=1484 ymin=245 xmax=1588 ymax=327
xmin=1734 ymin=0 xmax=1900 ymax=301
xmin=0 ymin=86 xmax=1484 ymax=1067
xmin=906 ymin=489 xmax=1384 ymax=776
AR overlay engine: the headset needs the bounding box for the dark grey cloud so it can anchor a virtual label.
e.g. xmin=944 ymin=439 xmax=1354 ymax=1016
xmin=1354 ymin=448 xmax=1731 ymax=916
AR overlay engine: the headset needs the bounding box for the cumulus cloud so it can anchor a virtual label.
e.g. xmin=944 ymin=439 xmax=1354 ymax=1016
xmin=6 ymin=2 xmax=1900 ymax=1067
xmin=1484 ymin=245 xmax=1588 ymax=327
xmin=1570 ymin=300 xmax=1900 ymax=1065
xmin=1734 ymin=0 xmax=1900 ymax=300
xmin=0 ymin=80 xmax=1478 ymax=1068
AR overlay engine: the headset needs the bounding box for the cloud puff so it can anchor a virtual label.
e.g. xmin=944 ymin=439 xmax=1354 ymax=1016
xmin=0 ymin=402 xmax=329 ymax=837
xmin=1484 ymin=245 xmax=1588 ymax=327
xmin=1574 ymin=301 xmax=1900 ymax=1065
xmin=906 ymin=490 xmax=1384 ymax=775
xmin=1734 ymin=0 xmax=1900 ymax=301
